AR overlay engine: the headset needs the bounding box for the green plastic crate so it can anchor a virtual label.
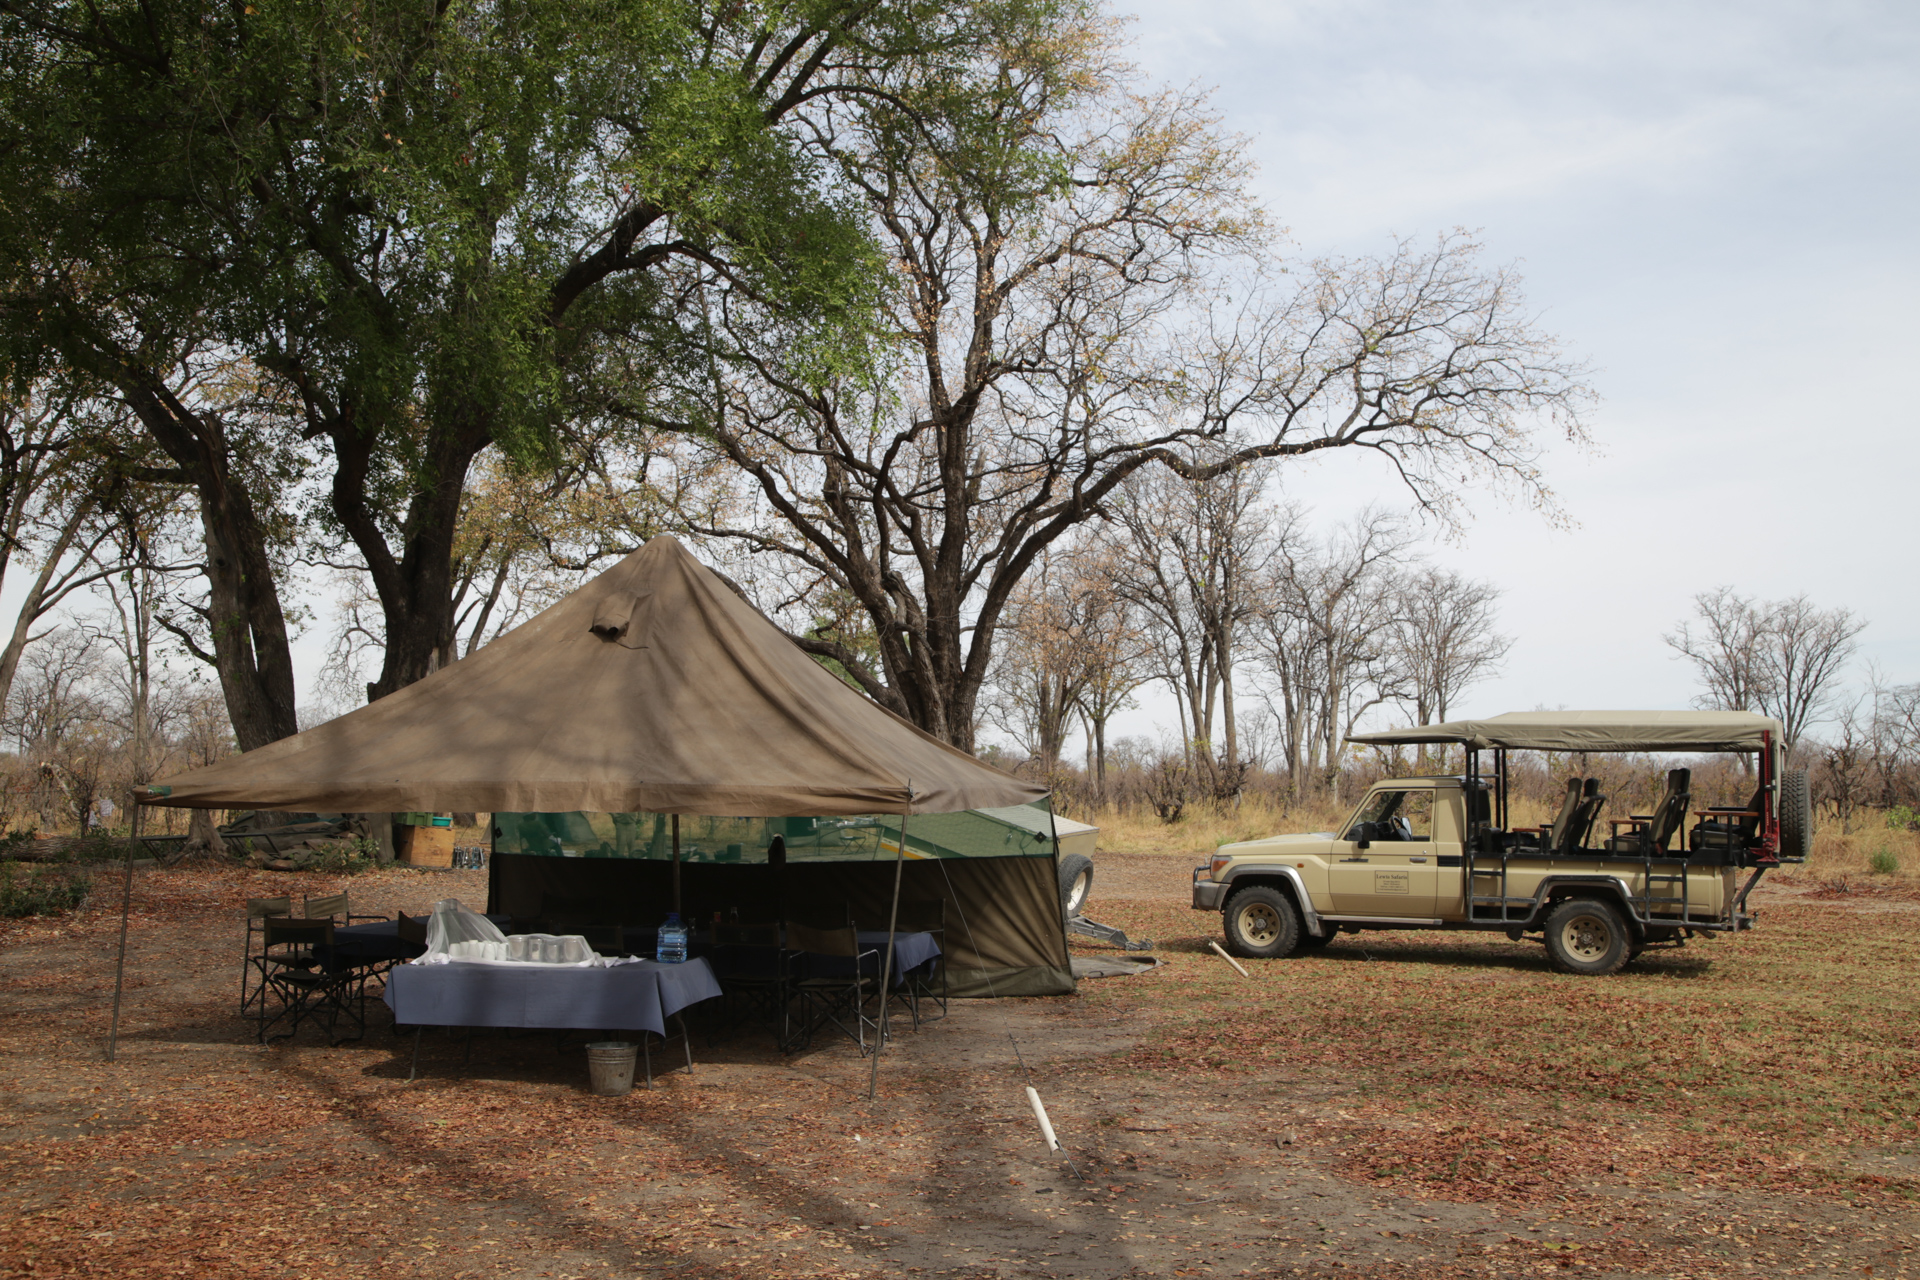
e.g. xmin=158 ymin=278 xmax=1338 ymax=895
xmin=398 ymin=812 xmax=453 ymax=828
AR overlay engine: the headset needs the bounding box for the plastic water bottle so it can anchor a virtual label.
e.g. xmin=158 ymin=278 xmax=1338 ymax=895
xmin=655 ymin=913 xmax=688 ymax=964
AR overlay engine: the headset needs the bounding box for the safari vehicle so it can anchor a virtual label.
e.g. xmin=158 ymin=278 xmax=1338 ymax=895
xmin=1191 ymin=711 xmax=1812 ymax=975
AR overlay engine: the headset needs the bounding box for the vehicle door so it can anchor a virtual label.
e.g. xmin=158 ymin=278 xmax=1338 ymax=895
xmin=1328 ymin=788 xmax=1441 ymax=916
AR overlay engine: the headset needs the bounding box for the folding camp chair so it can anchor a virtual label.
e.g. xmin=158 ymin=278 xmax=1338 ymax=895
xmin=258 ymin=918 xmax=365 ymax=1045
xmin=781 ymin=924 xmax=880 ymax=1055
xmin=712 ymin=923 xmax=786 ymax=1031
xmin=239 ymin=896 xmax=293 ymax=1017
xmin=303 ymin=891 xmax=386 ymax=926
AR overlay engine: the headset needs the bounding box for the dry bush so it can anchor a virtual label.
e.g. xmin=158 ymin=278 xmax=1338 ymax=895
xmin=1779 ymin=824 xmax=1920 ymax=889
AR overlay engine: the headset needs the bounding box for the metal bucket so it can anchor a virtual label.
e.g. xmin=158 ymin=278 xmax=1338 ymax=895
xmin=586 ymin=1041 xmax=638 ymax=1096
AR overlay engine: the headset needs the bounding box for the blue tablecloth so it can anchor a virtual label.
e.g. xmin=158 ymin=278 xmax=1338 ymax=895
xmin=383 ymin=958 xmax=722 ymax=1037
xmin=863 ymin=929 xmax=940 ymax=982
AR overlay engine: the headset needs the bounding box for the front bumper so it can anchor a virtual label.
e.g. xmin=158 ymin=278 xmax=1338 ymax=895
xmin=1191 ymin=870 xmax=1226 ymax=911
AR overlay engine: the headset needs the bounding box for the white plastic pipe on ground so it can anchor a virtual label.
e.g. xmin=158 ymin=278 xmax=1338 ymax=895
xmin=1208 ymin=940 xmax=1251 ymax=977
xmin=1025 ymin=1086 xmax=1061 ymax=1152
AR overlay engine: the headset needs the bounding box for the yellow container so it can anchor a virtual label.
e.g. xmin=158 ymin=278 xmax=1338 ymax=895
xmin=400 ymin=824 xmax=455 ymax=868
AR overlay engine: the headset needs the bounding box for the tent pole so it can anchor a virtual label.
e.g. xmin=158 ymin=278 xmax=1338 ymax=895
xmin=106 ymin=793 xmax=146 ymax=1063
xmin=670 ymin=814 xmax=681 ymax=915
xmin=868 ymin=787 xmax=911 ymax=1101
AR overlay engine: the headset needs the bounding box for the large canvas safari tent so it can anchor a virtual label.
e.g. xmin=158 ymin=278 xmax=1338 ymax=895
xmin=139 ymin=536 xmax=1075 ymax=997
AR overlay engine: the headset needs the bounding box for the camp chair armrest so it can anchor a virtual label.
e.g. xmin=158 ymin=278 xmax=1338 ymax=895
xmin=346 ymin=912 xmax=390 ymax=924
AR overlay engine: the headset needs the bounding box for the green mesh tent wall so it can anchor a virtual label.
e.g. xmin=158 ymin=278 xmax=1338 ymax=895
xmin=487 ymin=804 xmax=1074 ymax=997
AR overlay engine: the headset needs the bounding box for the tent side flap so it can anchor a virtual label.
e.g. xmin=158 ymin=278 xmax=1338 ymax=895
xmin=488 ymin=853 xmax=1074 ymax=999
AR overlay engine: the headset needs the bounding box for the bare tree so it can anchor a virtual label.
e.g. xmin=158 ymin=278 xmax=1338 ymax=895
xmin=1105 ymin=457 xmax=1274 ymax=794
xmin=1665 ymin=587 xmax=1775 ymax=716
xmin=1251 ymin=507 xmax=1414 ymax=800
xmin=0 ymin=388 xmax=137 ymax=719
xmin=985 ymin=538 xmax=1148 ymax=782
xmin=652 ymin=29 xmax=1592 ymax=750
xmin=1758 ymin=595 xmax=1865 ymax=755
xmin=1666 ymin=588 xmax=1864 ymax=753
xmin=1388 ymin=567 xmax=1512 ymax=726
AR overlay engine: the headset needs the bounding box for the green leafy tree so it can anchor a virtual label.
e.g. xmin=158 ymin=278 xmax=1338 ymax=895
xmin=1 ymin=0 xmax=1055 ymax=727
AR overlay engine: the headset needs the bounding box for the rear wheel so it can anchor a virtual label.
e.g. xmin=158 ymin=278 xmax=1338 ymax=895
xmin=1543 ymin=897 xmax=1631 ymax=976
xmin=1222 ymin=885 xmax=1303 ymax=959
xmin=1057 ymin=854 xmax=1094 ymax=918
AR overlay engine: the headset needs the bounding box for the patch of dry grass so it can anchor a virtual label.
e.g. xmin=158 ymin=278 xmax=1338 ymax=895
xmin=1780 ymin=826 xmax=1920 ymax=892
xmin=1084 ymin=796 xmax=1350 ymax=861
xmin=1081 ymin=881 xmax=1920 ymax=1212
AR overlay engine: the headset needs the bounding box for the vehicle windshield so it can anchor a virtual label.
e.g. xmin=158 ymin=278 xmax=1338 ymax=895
xmin=1344 ymin=789 xmax=1433 ymax=841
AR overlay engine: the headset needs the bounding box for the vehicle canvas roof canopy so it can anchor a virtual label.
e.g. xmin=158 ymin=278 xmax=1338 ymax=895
xmin=1347 ymin=710 xmax=1785 ymax=754
xmin=139 ymin=535 xmax=1072 ymax=997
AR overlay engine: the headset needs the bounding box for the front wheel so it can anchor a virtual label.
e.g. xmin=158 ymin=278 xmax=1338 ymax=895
xmin=1543 ymin=897 xmax=1631 ymax=976
xmin=1222 ymin=885 xmax=1303 ymax=959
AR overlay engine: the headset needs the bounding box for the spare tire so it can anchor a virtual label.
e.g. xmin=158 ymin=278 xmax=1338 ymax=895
xmin=1058 ymin=853 xmax=1094 ymax=918
xmin=1779 ymin=767 xmax=1813 ymax=861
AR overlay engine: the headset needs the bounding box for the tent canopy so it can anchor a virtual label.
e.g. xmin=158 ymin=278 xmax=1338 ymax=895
xmin=1347 ymin=710 xmax=1785 ymax=754
xmin=141 ymin=536 xmax=1046 ymax=817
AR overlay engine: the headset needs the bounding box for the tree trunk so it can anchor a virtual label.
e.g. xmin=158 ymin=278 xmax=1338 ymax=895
xmin=199 ymin=497 xmax=300 ymax=750
xmin=333 ymin=414 xmax=491 ymax=700
xmin=1092 ymin=712 xmax=1109 ymax=804
xmin=184 ymin=808 xmax=226 ymax=857
xmin=110 ymin=372 xmax=301 ymax=752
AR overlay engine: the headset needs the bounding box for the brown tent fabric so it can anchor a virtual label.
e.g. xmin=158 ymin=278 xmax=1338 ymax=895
xmin=141 ymin=536 xmax=1047 ymax=816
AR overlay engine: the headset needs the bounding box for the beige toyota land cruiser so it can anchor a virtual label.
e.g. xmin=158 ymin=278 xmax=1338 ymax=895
xmin=1191 ymin=711 xmax=1811 ymax=975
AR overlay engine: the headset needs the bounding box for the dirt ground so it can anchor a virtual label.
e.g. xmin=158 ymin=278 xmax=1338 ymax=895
xmin=1 ymin=853 xmax=1915 ymax=1279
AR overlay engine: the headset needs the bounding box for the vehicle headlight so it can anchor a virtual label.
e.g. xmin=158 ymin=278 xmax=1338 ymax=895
xmin=1209 ymin=852 xmax=1233 ymax=879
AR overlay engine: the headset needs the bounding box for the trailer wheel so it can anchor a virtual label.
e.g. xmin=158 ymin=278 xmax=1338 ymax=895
xmin=1222 ymin=885 xmax=1302 ymax=959
xmin=1779 ymin=767 xmax=1813 ymax=861
xmin=1057 ymin=854 xmax=1094 ymax=917
xmin=1543 ymin=897 xmax=1631 ymax=976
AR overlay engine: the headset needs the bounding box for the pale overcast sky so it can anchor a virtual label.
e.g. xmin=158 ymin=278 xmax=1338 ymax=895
xmin=1092 ymin=0 xmax=1920 ymax=747
xmin=17 ymin=2 xmax=1909 ymax=753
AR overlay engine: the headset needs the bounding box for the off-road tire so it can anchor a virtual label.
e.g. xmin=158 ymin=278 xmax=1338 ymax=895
xmin=1057 ymin=854 xmax=1094 ymax=918
xmin=1543 ymin=897 xmax=1631 ymax=976
xmin=1222 ymin=885 xmax=1303 ymax=959
xmin=1779 ymin=767 xmax=1813 ymax=861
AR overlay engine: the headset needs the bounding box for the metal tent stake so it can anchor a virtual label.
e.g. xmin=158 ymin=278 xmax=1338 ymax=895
xmin=868 ymin=788 xmax=911 ymax=1101
xmin=107 ymin=793 xmax=145 ymax=1063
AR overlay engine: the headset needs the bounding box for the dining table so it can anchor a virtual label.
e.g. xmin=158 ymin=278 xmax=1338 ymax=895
xmin=383 ymin=956 xmax=723 ymax=1082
